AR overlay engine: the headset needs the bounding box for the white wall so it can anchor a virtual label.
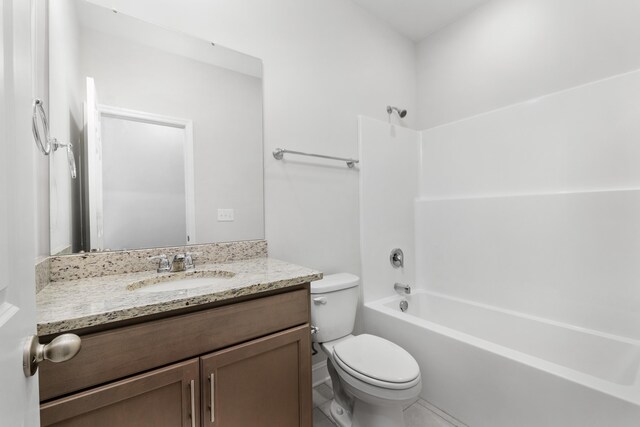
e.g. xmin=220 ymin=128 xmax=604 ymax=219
xmin=417 ymin=0 xmax=640 ymax=129
xmin=359 ymin=117 xmax=419 ymax=302
xmin=85 ymin=0 xmax=418 ymax=277
xmin=416 ymin=0 xmax=640 ymax=339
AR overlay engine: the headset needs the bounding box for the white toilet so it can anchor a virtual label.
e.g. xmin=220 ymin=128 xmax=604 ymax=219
xmin=311 ymin=273 xmax=421 ymax=427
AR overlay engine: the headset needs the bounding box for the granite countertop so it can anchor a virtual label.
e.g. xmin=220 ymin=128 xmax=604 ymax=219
xmin=37 ymin=257 xmax=322 ymax=336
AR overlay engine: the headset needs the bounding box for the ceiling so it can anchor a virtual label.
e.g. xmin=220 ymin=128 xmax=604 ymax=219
xmin=352 ymin=0 xmax=490 ymax=42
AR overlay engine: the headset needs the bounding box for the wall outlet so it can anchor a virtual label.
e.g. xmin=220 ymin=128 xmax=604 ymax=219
xmin=217 ymin=208 xmax=234 ymax=222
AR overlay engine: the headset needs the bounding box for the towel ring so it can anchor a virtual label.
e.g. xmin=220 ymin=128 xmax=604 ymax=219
xmin=32 ymin=98 xmax=77 ymax=179
xmin=32 ymin=98 xmax=52 ymax=155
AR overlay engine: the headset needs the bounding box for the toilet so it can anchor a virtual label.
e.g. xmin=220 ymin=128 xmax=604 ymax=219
xmin=311 ymin=273 xmax=421 ymax=427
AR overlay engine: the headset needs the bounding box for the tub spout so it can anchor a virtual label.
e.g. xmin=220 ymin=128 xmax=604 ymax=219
xmin=394 ymin=283 xmax=411 ymax=295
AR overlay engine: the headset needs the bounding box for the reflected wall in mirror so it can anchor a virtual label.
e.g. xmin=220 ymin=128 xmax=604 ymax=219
xmin=48 ymin=0 xmax=264 ymax=255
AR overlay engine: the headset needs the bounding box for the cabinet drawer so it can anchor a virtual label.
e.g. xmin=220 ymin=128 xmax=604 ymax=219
xmin=40 ymin=359 xmax=200 ymax=427
xmin=40 ymin=288 xmax=309 ymax=401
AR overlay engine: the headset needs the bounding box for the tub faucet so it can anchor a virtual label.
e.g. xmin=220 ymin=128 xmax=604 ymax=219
xmin=394 ymin=283 xmax=411 ymax=295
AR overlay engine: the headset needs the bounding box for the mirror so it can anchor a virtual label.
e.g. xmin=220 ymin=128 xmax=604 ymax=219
xmin=48 ymin=0 xmax=264 ymax=255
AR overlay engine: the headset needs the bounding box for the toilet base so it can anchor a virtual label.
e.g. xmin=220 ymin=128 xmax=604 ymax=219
xmin=329 ymin=400 xmax=351 ymax=427
xmin=329 ymin=399 xmax=406 ymax=427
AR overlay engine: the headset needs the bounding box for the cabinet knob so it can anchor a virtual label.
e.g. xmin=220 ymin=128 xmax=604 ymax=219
xmin=23 ymin=334 xmax=82 ymax=377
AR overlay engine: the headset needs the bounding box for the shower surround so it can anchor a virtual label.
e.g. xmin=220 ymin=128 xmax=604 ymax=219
xmin=359 ymin=68 xmax=640 ymax=426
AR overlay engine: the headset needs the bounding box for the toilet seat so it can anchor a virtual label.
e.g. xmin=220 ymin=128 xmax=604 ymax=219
xmin=332 ymin=334 xmax=420 ymax=390
xmin=331 ymin=352 xmax=422 ymax=406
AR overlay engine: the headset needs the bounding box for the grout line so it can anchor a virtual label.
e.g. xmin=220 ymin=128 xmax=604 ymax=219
xmin=313 ymin=407 xmax=337 ymax=426
xmin=416 ymin=399 xmax=468 ymax=427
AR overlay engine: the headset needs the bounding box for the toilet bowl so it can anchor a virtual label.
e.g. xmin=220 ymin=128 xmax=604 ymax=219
xmin=311 ymin=274 xmax=421 ymax=427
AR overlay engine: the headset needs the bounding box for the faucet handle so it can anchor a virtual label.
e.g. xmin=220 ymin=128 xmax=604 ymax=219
xmin=184 ymin=252 xmax=200 ymax=270
xmin=149 ymin=255 xmax=170 ymax=273
xmin=390 ymin=248 xmax=404 ymax=268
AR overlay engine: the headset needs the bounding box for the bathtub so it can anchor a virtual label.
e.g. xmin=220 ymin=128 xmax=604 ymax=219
xmin=363 ymin=290 xmax=640 ymax=427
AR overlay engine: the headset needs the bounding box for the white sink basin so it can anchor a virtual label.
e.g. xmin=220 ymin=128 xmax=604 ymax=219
xmin=128 ymin=270 xmax=236 ymax=293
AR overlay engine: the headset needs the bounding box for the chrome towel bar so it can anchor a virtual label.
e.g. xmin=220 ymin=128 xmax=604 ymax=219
xmin=273 ymin=148 xmax=359 ymax=168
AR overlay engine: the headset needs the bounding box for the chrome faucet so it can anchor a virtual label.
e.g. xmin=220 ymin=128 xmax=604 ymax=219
xmin=171 ymin=254 xmax=186 ymax=272
xmin=394 ymin=283 xmax=411 ymax=295
xmin=171 ymin=252 xmax=198 ymax=272
xmin=184 ymin=252 xmax=197 ymax=270
xmin=149 ymin=255 xmax=170 ymax=273
xmin=149 ymin=252 xmax=198 ymax=273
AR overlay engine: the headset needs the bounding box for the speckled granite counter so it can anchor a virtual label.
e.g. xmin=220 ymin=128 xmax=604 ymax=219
xmin=37 ymin=258 xmax=322 ymax=336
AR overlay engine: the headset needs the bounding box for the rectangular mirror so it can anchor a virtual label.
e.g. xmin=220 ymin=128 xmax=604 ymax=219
xmin=48 ymin=0 xmax=264 ymax=255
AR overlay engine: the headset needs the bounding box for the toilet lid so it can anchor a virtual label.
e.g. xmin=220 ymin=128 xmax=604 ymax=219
xmin=333 ymin=334 xmax=420 ymax=385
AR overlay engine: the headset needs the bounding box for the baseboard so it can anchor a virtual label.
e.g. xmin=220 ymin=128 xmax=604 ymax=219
xmin=312 ymin=359 xmax=330 ymax=387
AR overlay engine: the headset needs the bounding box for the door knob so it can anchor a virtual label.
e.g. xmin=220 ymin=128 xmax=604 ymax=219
xmin=23 ymin=334 xmax=82 ymax=377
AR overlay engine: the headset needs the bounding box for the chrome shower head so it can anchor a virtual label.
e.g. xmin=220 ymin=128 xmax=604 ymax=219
xmin=386 ymin=105 xmax=407 ymax=118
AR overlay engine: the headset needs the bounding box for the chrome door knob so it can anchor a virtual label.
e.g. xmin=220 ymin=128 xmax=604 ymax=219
xmin=23 ymin=334 xmax=82 ymax=377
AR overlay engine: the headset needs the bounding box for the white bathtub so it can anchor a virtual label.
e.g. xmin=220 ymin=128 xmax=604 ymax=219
xmin=363 ymin=290 xmax=640 ymax=427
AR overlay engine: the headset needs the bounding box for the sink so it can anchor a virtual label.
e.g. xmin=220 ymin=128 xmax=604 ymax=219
xmin=128 ymin=270 xmax=236 ymax=293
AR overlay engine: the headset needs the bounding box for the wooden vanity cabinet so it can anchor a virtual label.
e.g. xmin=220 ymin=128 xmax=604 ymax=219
xmin=200 ymin=325 xmax=311 ymax=427
xmin=39 ymin=287 xmax=312 ymax=427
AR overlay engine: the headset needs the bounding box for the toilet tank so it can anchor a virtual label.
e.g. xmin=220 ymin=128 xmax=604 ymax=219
xmin=310 ymin=273 xmax=360 ymax=343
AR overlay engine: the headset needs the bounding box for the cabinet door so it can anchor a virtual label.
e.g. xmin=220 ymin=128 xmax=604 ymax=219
xmin=40 ymin=359 xmax=200 ymax=427
xmin=201 ymin=325 xmax=312 ymax=427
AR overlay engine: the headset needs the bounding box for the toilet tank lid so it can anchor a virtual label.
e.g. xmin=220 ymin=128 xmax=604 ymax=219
xmin=311 ymin=273 xmax=359 ymax=294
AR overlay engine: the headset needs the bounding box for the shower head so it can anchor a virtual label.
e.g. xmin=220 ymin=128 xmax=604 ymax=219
xmin=387 ymin=105 xmax=407 ymax=118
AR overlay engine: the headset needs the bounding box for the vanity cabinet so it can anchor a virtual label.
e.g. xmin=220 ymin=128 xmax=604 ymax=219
xmin=200 ymin=326 xmax=310 ymax=427
xmin=38 ymin=287 xmax=312 ymax=427
xmin=40 ymin=359 xmax=200 ymax=427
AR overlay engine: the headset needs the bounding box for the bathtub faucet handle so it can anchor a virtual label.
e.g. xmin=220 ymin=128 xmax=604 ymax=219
xmin=394 ymin=283 xmax=411 ymax=295
xmin=390 ymin=248 xmax=404 ymax=268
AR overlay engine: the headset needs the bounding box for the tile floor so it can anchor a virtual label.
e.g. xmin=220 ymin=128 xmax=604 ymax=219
xmin=312 ymin=380 xmax=467 ymax=427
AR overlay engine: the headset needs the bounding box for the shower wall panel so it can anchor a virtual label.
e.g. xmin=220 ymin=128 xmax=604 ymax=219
xmin=418 ymin=68 xmax=640 ymax=339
